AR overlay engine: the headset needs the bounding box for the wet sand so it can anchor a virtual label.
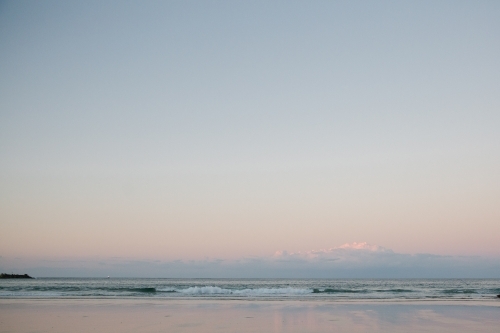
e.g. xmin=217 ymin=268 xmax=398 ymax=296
xmin=1 ymin=299 xmax=499 ymax=333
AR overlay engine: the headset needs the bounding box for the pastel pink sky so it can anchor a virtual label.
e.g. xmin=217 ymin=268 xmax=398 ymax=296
xmin=1 ymin=1 xmax=499 ymax=262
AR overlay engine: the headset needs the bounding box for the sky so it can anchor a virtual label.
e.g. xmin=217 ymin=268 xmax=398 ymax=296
xmin=1 ymin=1 xmax=499 ymax=277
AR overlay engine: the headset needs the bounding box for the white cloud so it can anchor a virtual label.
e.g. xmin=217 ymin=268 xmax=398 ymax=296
xmin=274 ymin=242 xmax=392 ymax=261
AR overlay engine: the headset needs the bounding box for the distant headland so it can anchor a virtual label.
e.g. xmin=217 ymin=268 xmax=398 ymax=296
xmin=0 ymin=273 xmax=33 ymax=279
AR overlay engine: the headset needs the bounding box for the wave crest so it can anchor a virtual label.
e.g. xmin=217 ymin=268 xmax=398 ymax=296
xmin=178 ymin=286 xmax=312 ymax=295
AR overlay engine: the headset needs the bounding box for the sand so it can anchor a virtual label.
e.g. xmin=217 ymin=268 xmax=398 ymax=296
xmin=1 ymin=299 xmax=499 ymax=333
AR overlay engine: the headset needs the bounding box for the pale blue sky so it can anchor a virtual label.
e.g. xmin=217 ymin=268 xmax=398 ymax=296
xmin=1 ymin=1 xmax=499 ymax=270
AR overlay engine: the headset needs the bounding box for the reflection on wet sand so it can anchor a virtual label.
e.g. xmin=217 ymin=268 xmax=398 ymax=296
xmin=1 ymin=299 xmax=499 ymax=333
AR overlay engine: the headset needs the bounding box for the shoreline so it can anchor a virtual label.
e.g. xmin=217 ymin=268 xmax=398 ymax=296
xmin=1 ymin=297 xmax=500 ymax=305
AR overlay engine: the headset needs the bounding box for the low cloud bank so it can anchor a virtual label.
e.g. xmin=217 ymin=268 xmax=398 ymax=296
xmin=2 ymin=243 xmax=499 ymax=278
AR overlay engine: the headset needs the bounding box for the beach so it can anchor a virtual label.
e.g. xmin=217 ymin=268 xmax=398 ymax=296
xmin=2 ymin=299 xmax=499 ymax=333
xmin=2 ymin=1 xmax=500 ymax=332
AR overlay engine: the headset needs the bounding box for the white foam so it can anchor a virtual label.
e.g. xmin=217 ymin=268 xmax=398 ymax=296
xmin=176 ymin=286 xmax=312 ymax=295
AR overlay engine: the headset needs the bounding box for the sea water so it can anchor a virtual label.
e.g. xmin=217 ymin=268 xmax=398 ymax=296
xmin=1 ymin=278 xmax=499 ymax=300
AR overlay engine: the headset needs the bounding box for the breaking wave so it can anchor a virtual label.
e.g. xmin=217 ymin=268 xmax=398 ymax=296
xmin=174 ymin=286 xmax=311 ymax=295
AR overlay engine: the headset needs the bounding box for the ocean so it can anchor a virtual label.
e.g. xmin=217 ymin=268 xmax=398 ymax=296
xmin=1 ymin=278 xmax=499 ymax=300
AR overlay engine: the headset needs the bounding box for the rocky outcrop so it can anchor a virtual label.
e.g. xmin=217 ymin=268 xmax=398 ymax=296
xmin=0 ymin=273 xmax=33 ymax=279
